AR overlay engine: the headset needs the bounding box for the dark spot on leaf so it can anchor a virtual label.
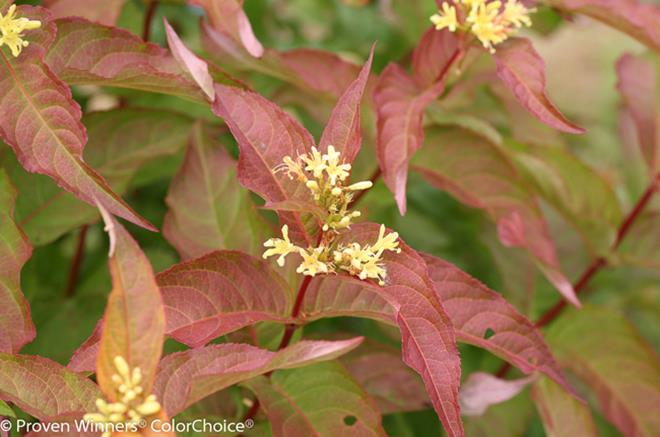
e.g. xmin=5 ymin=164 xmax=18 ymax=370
xmin=484 ymin=328 xmax=495 ymax=339
xmin=343 ymin=415 xmax=357 ymax=426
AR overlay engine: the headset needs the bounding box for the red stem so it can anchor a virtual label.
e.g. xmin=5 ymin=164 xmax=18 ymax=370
xmin=142 ymin=1 xmax=159 ymax=42
xmin=496 ymin=174 xmax=658 ymax=377
xmin=65 ymin=225 xmax=89 ymax=298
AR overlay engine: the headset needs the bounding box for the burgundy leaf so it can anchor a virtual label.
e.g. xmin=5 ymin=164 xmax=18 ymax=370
xmin=0 ymin=354 xmax=100 ymax=420
xmin=413 ymin=128 xmax=579 ymax=306
xmin=45 ymin=18 xmax=242 ymax=103
xmin=163 ymin=122 xmax=270 ymax=259
xmin=190 ymin=0 xmax=264 ymax=58
xmin=411 ymin=27 xmax=461 ymax=88
xmin=68 ymin=320 xmax=102 ymax=373
xmin=374 ymin=64 xmax=445 ymax=214
xmin=96 ymin=209 xmax=166 ymax=399
xmin=616 ymin=53 xmax=659 ymax=173
xmin=212 ymin=84 xmax=317 ymax=245
xmin=460 ymin=372 xmax=534 ymax=416
xmin=546 ymin=0 xmax=660 ymax=51
xmin=422 ymin=253 xmax=574 ymax=394
xmin=154 ymin=339 xmax=363 ymax=415
xmin=0 ymin=7 xmax=154 ymax=231
xmin=244 ymin=362 xmax=386 ymax=437
xmin=43 ymin=0 xmax=125 ymax=26
xmin=318 ymin=46 xmax=374 ymax=163
xmin=164 ymin=18 xmax=215 ymax=101
xmin=156 ymin=250 xmax=294 ymax=348
xmin=341 ymin=223 xmax=464 ymax=437
xmin=493 ymin=38 xmax=585 ymax=134
xmin=0 ymin=171 xmax=35 ymax=353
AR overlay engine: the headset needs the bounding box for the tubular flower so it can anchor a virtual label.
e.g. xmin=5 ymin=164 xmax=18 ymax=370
xmin=84 ymin=356 xmax=161 ymax=437
xmin=0 ymin=5 xmax=41 ymax=57
xmin=264 ymin=147 xmax=401 ymax=285
xmin=429 ymin=0 xmax=534 ymax=53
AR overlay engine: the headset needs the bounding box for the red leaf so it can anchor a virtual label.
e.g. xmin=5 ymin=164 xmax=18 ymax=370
xmin=163 ymin=123 xmax=270 ymax=259
xmin=546 ymin=0 xmax=660 ymax=51
xmin=493 ymin=38 xmax=585 ymax=134
xmin=43 ymin=0 xmax=125 ymax=26
xmin=460 ymin=372 xmax=535 ymax=416
xmin=616 ymin=53 xmax=659 ymax=173
xmin=374 ymin=64 xmax=445 ymax=214
xmin=422 ymin=253 xmax=576 ymax=395
xmin=413 ymin=128 xmax=579 ymax=306
xmin=318 ymin=46 xmax=374 ymax=163
xmin=0 ymin=7 xmax=154 ymax=231
xmin=154 ymin=339 xmax=363 ymax=415
xmin=190 ymin=0 xmax=264 ymax=58
xmin=0 ymin=354 xmax=100 ymax=420
xmin=340 ymin=223 xmax=464 ymax=437
xmin=96 ymin=209 xmax=166 ymax=399
xmin=45 ymin=18 xmax=241 ymax=103
xmin=411 ymin=27 xmax=460 ymax=88
xmin=156 ymin=251 xmax=293 ymax=348
xmin=0 ymin=171 xmax=35 ymax=353
xmin=164 ymin=18 xmax=215 ymax=101
xmin=212 ymin=84 xmax=317 ymax=245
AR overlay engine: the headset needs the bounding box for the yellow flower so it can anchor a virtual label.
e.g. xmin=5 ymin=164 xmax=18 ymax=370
xmin=502 ymin=0 xmax=533 ymax=28
xmin=303 ymin=146 xmax=327 ymax=178
xmin=296 ymin=247 xmax=329 ymax=276
xmin=430 ymin=2 xmax=459 ymax=32
xmin=0 ymin=5 xmax=41 ymax=57
xmin=370 ymin=224 xmax=401 ymax=256
xmin=263 ymin=225 xmax=298 ymax=266
xmin=323 ymin=145 xmax=351 ymax=185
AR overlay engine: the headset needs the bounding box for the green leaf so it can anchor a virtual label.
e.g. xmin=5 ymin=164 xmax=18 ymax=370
xmin=512 ymin=144 xmax=622 ymax=255
xmin=532 ymin=377 xmax=598 ymax=437
xmin=163 ymin=122 xmax=270 ymax=259
xmin=0 ymin=170 xmax=35 ymax=353
xmin=5 ymin=108 xmax=193 ymax=244
xmin=0 ymin=400 xmax=15 ymax=418
xmin=547 ymin=306 xmax=660 ymax=437
xmin=243 ymin=361 xmax=386 ymax=437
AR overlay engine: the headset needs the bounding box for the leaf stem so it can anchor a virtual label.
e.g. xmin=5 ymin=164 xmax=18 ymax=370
xmin=496 ymin=173 xmax=659 ymax=377
xmin=142 ymin=1 xmax=159 ymax=42
xmin=65 ymin=225 xmax=89 ymax=298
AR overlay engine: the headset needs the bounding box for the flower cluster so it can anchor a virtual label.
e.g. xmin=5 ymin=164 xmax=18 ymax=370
xmin=430 ymin=0 xmax=534 ymax=53
xmin=84 ymin=356 xmax=161 ymax=437
xmin=264 ymin=146 xmax=401 ymax=285
xmin=0 ymin=5 xmax=41 ymax=57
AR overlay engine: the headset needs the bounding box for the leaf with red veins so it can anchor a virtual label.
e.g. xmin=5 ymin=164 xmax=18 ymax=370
xmin=153 ymin=339 xmax=363 ymax=416
xmin=318 ymin=46 xmax=374 ymax=163
xmin=96 ymin=210 xmax=166 ymax=400
xmin=163 ymin=123 xmax=270 ymax=260
xmin=0 ymin=7 xmax=155 ymax=231
xmin=45 ymin=18 xmax=242 ymax=103
xmin=616 ymin=53 xmax=659 ymax=173
xmin=43 ymin=0 xmax=125 ymax=26
xmin=412 ymin=27 xmax=461 ymax=88
xmin=190 ymin=0 xmax=264 ymax=58
xmin=413 ymin=128 xmax=579 ymax=306
xmin=422 ymin=253 xmax=576 ymax=395
xmin=0 ymin=354 xmax=100 ymax=420
xmin=546 ymin=0 xmax=660 ymax=51
xmin=375 ymin=64 xmax=445 ymax=214
xmin=0 ymin=171 xmax=35 ymax=353
xmin=212 ymin=84 xmax=317 ymax=246
xmin=493 ymin=38 xmax=585 ymax=135
xmin=156 ymin=251 xmax=294 ymax=348
xmin=164 ymin=18 xmax=215 ymax=101
xmin=338 ymin=223 xmax=464 ymax=437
